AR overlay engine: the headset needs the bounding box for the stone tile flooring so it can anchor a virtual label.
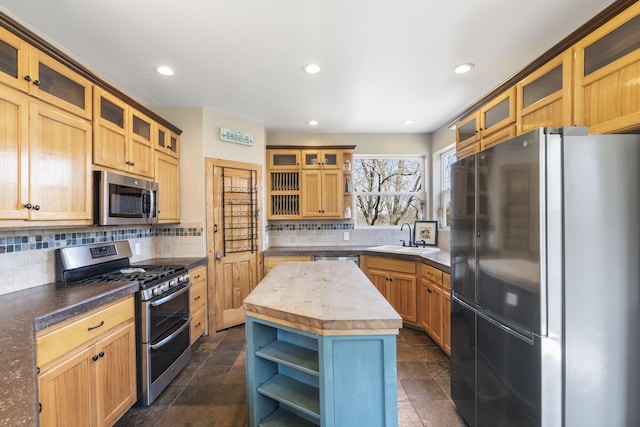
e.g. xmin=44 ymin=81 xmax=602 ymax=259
xmin=115 ymin=325 xmax=467 ymax=427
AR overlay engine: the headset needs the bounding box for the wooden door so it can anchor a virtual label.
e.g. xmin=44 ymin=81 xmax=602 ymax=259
xmin=366 ymin=268 xmax=390 ymax=300
xmin=38 ymin=346 xmax=94 ymax=427
xmin=155 ymin=151 xmax=180 ymax=223
xmin=389 ymin=272 xmax=417 ymax=323
xmin=93 ymin=88 xmax=128 ymax=172
xmin=301 ymin=170 xmax=322 ymax=216
xmin=0 ymin=86 xmax=29 ymax=220
xmin=320 ymin=170 xmax=343 ymax=217
xmin=428 ymin=283 xmax=443 ymax=346
xmin=206 ymin=159 xmax=262 ymax=331
xmin=94 ymin=322 xmax=136 ymax=427
xmin=29 ymin=101 xmax=92 ymax=222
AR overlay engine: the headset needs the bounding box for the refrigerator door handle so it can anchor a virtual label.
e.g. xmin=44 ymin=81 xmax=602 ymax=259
xmin=477 ymin=309 xmax=535 ymax=345
xmin=452 ymin=293 xmax=478 ymax=311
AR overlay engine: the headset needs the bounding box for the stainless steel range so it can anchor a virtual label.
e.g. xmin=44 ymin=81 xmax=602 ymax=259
xmin=56 ymin=241 xmax=192 ymax=406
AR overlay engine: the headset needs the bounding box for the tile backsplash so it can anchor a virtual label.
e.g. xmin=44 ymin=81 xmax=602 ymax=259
xmin=267 ymin=221 xmax=451 ymax=249
xmin=0 ymin=220 xmax=450 ymax=297
xmin=0 ymin=224 xmax=205 ymax=296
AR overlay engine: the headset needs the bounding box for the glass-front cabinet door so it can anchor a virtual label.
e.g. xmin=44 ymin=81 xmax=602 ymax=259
xmin=0 ymin=26 xmax=29 ymax=92
xmin=156 ymin=124 xmax=179 ymax=158
xmin=268 ymin=149 xmax=300 ymax=169
xmin=302 ymin=150 xmax=340 ymax=169
xmin=28 ymin=49 xmax=92 ymax=119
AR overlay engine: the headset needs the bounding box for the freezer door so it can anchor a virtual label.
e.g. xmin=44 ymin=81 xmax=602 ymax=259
xmin=450 ymin=296 xmax=477 ymax=427
xmin=451 ymin=155 xmax=477 ymax=302
xmin=475 ymin=129 xmax=542 ymax=335
xmin=476 ymin=312 xmax=541 ymax=427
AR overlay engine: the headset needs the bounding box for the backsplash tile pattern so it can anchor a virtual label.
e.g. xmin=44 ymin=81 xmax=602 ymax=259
xmin=0 ymin=224 xmax=205 ymax=296
xmin=267 ymin=221 xmax=451 ymax=249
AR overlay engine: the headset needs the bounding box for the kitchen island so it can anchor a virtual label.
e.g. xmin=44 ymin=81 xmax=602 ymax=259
xmin=244 ymin=261 xmax=402 ymax=427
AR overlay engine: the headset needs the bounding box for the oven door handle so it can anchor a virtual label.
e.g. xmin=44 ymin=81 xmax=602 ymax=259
xmin=150 ymin=315 xmax=191 ymax=350
xmin=150 ymin=284 xmax=191 ymax=307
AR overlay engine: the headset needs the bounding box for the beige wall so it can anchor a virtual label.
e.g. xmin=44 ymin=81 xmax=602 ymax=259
xmin=266 ymin=132 xmax=431 ymax=155
xmin=154 ymin=107 xmax=267 ymax=224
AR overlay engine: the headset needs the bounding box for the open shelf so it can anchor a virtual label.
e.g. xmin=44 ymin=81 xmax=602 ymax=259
xmin=256 ymin=341 xmax=319 ymax=376
xmin=257 ymin=374 xmax=320 ymax=421
xmin=258 ymin=408 xmax=319 ymax=427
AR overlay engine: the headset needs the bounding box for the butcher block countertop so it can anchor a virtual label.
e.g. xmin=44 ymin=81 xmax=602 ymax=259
xmin=243 ymin=261 xmax=402 ymax=336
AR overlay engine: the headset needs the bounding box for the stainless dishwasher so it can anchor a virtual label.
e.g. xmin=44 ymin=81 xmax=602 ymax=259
xmin=313 ymin=254 xmax=360 ymax=267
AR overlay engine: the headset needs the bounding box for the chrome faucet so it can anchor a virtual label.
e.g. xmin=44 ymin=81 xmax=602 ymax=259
xmin=400 ymin=222 xmax=412 ymax=247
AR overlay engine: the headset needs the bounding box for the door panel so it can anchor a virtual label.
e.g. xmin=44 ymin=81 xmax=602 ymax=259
xmin=206 ymin=159 xmax=262 ymax=332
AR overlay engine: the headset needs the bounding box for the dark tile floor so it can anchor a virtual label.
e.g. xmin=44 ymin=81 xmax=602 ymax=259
xmin=115 ymin=325 xmax=466 ymax=427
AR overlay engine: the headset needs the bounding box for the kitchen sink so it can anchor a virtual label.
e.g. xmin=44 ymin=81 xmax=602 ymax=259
xmin=366 ymin=245 xmax=440 ymax=255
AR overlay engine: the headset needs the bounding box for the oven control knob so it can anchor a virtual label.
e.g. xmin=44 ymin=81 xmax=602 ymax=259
xmin=161 ymin=283 xmax=170 ymax=292
xmin=152 ymin=287 xmax=162 ymax=296
xmin=169 ymin=279 xmax=177 ymax=287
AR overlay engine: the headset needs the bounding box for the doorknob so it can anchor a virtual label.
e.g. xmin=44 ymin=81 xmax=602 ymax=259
xmin=216 ymin=252 xmax=223 ymax=261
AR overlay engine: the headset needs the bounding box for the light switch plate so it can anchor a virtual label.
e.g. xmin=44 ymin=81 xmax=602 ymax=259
xmin=343 ymin=231 xmax=349 ymax=241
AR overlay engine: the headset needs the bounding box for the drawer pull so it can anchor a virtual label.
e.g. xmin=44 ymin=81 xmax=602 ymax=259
xmin=195 ymin=322 xmax=201 ymax=328
xmin=194 ymin=274 xmax=201 ymax=279
xmin=87 ymin=320 xmax=105 ymax=331
xmin=194 ymin=295 xmax=201 ymax=301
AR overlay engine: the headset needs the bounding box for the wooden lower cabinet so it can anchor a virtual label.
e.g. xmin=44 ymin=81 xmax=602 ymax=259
xmin=419 ymin=264 xmax=450 ymax=351
xmin=36 ymin=296 xmax=136 ymax=427
xmin=190 ymin=263 xmax=208 ymax=344
xmin=363 ymin=256 xmax=417 ymax=324
xmin=442 ymin=273 xmax=451 ymax=356
xmin=263 ymin=255 xmax=313 ymax=276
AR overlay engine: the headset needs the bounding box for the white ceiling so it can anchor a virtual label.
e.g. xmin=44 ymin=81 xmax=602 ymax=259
xmin=0 ymin=0 xmax=615 ymax=133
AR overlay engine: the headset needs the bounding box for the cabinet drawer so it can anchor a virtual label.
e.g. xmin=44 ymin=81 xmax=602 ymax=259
xmin=190 ymin=264 xmax=206 ymax=286
xmin=443 ymin=273 xmax=451 ymax=291
xmin=36 ymin=296 xmax=134 ymax=368
xmin=365 ymin=256 xmax=416 ymax=274
xmin=190 ymin=305 xmax=207 ymax=344
xmin=191 ymin=280 xmax=207 ymax=311
xmin=421 ymin=264 xmax=443 ymax=285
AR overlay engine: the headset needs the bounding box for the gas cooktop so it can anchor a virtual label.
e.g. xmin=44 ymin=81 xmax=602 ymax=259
xmin=76 ymin=265 xmax=186 ymax=286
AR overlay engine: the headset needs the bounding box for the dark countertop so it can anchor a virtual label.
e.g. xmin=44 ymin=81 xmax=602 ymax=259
xmin=264 ymin=246 xmax=451 ymax=273
xmin=0 ymin=256 xmax=207 ymax=427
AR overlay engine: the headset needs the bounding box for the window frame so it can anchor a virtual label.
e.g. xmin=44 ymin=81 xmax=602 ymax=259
xmin=352 ymin=154 xmax=427 ymax=228
xmin=436 ymin=146 xmax=457 ymax=229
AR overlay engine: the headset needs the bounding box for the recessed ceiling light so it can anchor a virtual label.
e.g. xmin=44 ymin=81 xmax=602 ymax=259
xmin=156 ymin=65 xmax=175 ymax=76
xmin=304 ymin=64 xmax=321 ymax=74
xmin=453 ymin=63 xmax=474 ymax=74
xmin=307 ymin=120 xmax=319 ymax=126
xmin=402 ymin=120 xmax=414 ymax=125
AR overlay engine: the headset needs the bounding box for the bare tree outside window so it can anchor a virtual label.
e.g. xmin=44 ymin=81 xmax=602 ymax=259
xmin=353 ymin=157 xmax=424 ymax=226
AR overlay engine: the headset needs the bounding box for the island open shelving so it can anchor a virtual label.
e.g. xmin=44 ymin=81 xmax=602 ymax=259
xmin=244 ymin=261 xmax=402 ymax=427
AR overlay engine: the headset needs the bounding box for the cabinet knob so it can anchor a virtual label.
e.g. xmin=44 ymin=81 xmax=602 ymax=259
xmin=24 ymin=75 xmax=32 ymax=82
xmin=167 ymin=145 xmax=173 ymax=150
xmin=130 ymin=161 xmax=135 ymax=166
xmin=92 ymin=355 xmax=99 ymax=362
xmin=98 ymin=351 xmax=105 ymax=358
xmin=34 ymin=205 xmax=40 ymax=211
xmin=24 ymin=203 xmax=32 ymax=209
xmin=33 ymin=80 xmax=41 ymax=87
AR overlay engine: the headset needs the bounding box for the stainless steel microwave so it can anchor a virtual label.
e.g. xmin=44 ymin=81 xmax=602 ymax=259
xmin=94 ymin=171 xmax=158 ymax=225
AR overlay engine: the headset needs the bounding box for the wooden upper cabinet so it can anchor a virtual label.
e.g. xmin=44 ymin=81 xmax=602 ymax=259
xmin=0 ymin=86 xmax=29 ymax=220
xmin=0 ymin=27 xmax=93 ymax=119
xmin=156 ymin=123 xmax=179 ymax=158
xmin=155 ymin=151 xmax=180 ymax=223
xmin=28 ymin=49 xmax=93 ymax=120
xmin=129 ymin=109 xmax=155 ymax=177
xmin=574 ymin=2 xmax=640 ymax=133
xmin=29 ymin=100 xmax=92 ymax=222
xmin=268 ymin=149 xmax=300 ymax=170
xmin=517 ymin=50 xmax=573 ymax=134
xmin=300 ymin=169 xmax=343 ymax=218
xmin=0 ymin=26 xmax=29 ymax=92
xmin=456 ymin=111 xmax=480 ymax=149
xmin=93 ymin=88 xmax=128 ymax=172
xmin=457 ymin=88 xmax=516 ymax=155
xmin=301 ymin=149 xmax=341 ymax=169
xmin=93 ymin=88 xmax=154 ymax=178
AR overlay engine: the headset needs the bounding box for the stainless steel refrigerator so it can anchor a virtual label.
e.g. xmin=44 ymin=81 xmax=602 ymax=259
xmin=450 ymin=127 xmax=640 ymax=427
